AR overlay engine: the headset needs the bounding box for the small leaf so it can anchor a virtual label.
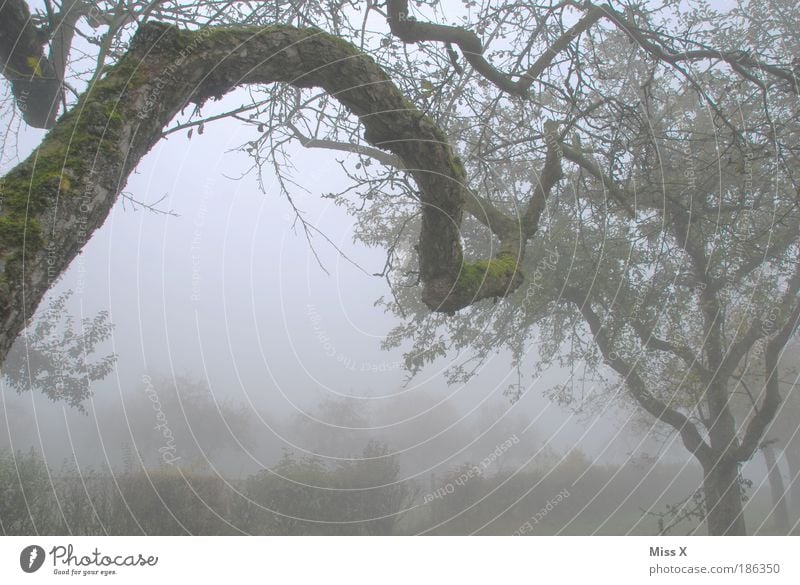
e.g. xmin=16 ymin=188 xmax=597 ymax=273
xmin=187 ymin=128 xmax=193 ymax=139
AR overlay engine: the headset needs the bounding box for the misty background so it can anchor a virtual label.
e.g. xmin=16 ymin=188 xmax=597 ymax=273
xmin=0 ymin=95 xmax=787 ymax=535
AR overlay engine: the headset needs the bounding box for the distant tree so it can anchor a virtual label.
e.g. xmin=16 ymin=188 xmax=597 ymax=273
xmin=241 ymin=442 xmax=413 ymax=535
xmin=103 ymin=374 xmax=256 ymax=470
xmin=0 ymin=448 xmax=57 ymax=534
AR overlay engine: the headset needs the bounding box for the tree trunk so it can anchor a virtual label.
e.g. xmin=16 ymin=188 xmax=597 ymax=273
xmin=761 ymin=443 xmax=790 ymax=534
xmin=784 ymin=445 xmax=800 ymax=531
xmin=703 ymin=458 xmax=746 ymax=535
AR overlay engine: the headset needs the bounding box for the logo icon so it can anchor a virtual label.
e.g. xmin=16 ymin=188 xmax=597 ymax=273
xmin=20 ymin=545 xmax=46 ymax=573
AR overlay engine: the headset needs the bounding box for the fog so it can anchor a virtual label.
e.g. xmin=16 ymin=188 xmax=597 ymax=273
xmin=0 ymin=92 xmax=792 ymax=536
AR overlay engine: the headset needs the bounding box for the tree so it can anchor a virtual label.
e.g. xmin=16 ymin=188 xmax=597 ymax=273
xmin=1 ymin=0 xmax=798 ymax=535
xmin=372 ymin=2 xmax=800 ymax=535
xmin=0 ymin=448 xmax=63 ymax=534
xmin=99 ymin=374 xmax=256 ymax=471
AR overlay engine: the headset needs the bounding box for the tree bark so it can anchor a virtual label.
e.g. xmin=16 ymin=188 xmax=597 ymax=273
xmin=761 ymin=443 xmax=790 ymax=534
xmin=0 ymin=22 xmax=549 ymax=365
xmin=784 ymin=445 xmax=800 ymax=530
xmin=703 ymin=457 xmax=746 ymax=535
xmin=0 ymin=0 xmax=61 ymax=128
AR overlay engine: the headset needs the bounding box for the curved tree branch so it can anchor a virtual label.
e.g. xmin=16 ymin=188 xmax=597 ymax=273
xmin=386 ymin=0 xmax=603 ymax=96
xmin=0 ymin=21 xmax=560 ymax=363
xmin=387 ymin=0 xmax=797 ymax=100
xmin=588 ymin=1 xmax=799 ymax=94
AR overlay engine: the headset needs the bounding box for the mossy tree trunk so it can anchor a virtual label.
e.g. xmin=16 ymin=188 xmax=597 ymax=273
xmin=701 ymin=457 xmax=746 ymax=535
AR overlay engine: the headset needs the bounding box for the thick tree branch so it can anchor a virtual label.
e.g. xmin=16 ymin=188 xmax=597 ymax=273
xmin=721 ymin=317 xmax=770 ymax=379
xmin=518 ymin=6 xmax=604 ymax=91
xmin=588 ymin=2 xmax=799 ymax=94
xmin=629 ymin=319 xmax=711 ymax=384
xmin=284 ymin=122 xmax=524 ymax=243
xmin=0 ymin=0 xmax=61 ymax=127
xmin=668 ymin=201 xmax=741 ymax=457
xmin=386 ymin=0 xmax=602 ymax=97
xmin=260 ymin=107 xmax=564 ymax=313
xmin=558 ymin=141 xmax=635 ymax=216
xmin=46 ymin=0 xmax=90 ymax=97
xmin=0 ymin=22 xmax=558 ymax=363
xmin=521 ymin=122 xmax=563 ymax=240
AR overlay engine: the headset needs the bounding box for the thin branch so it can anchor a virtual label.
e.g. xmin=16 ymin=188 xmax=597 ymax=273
xmin=564 ymin=286 xmax=712 ymax=465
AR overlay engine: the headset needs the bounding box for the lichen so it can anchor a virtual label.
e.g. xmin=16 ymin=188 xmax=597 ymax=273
xmin=450 ymin=153 xmax=466 ymax=178
xmin=455 ymin=252 xmax=519 ymax=293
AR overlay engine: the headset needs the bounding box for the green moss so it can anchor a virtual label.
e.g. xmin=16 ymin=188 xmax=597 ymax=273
xmin=0 ymin=52 xmax=143 ymax=262
xmin=0 ymin=215 xmax=42 ymax=249
xmin=450 ymin=153 xmax=465 ymax=177
xmin=456 ymin=252 xmax=518 ymax=293
xmin=187 ymin=23 xmax=307 ymax=50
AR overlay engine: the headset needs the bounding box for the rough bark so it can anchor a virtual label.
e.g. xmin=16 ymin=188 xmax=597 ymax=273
xmin=0 ymin=22 xmax=556 ymax=364
xmin=761 ymin=442 xmax=791 ymax=534
xmin=0 ymin=0 xmax=61 ymax=128
xmin=703 ymin=458 xmax=746 ymax=536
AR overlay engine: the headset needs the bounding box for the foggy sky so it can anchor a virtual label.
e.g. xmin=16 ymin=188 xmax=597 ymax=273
xmin=0 ymin=87 xmax=780 ymax=522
